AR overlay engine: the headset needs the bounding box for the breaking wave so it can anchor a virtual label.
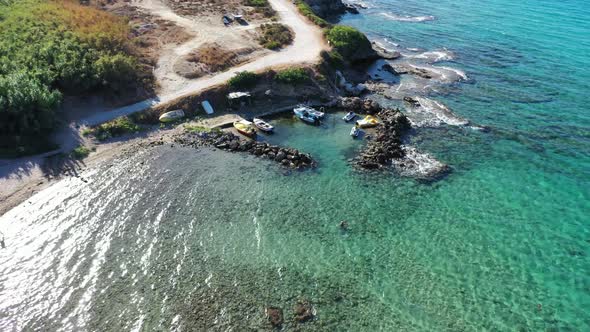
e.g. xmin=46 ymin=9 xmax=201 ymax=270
xmin=392 ymin=146 xmax=450 ymax=179
xmin=380 ymin=12 xmax=435 ymax=22
xmin=404 ymin=97 xmax=470 ymax=127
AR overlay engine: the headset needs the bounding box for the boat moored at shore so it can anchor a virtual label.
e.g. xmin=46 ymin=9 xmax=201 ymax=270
xmin=356 ymin=115 xmax=379 ymax=128
xmin=233 ymin=120 xmax=257 ymax=137
xmin=253 ymin=118 xmax=274 ymax=133
xmin=293 ymin=107 xmax=320 ymax=124
xmin=343 ymin=111 xmax=357 ymax=122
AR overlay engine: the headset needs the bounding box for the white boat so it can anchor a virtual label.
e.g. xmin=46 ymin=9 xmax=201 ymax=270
xmin=201 ymin=100 xmax=214 ymax=115
xmin=293 ymin=107 xmax=319 ymax=124
xmin=342 ymin=111 xmax=356 ymax=122
xmin=295 ymin=105 xmax=324 ymax=119
xmin=350 ymin=126 xmax=360 ymax=138
xmin=159 ymin=109 xmax=185 ymax=123
xmin=253 ymin=118 xmax=274 ymax=133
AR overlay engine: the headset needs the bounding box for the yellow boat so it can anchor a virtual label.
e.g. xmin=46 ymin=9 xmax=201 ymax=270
xmin=233 ymin=120 xmax=257 ymax=137
xmin=355 ymin=115 xmax=379 ymax=128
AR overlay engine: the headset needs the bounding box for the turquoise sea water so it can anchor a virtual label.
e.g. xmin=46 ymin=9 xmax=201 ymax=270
xmin=1 ymin=0 xmax=589 ymax=330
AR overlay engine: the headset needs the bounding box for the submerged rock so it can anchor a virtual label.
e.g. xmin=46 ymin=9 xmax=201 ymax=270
xmin=294 ymin=299 xmax=314 ymax=323
xmin=266 ymin=307 xmax=284 ymax=328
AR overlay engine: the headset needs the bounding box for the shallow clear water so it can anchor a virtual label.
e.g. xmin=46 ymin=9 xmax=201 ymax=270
xmin=1 ymin=0 xmax=590 ymax=330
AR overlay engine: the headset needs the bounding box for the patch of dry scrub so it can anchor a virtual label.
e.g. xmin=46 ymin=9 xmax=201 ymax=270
xmin=177 ymin=43 xmax=256 ymax=78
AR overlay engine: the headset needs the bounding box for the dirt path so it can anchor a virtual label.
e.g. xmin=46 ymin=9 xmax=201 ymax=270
xmin=81 ymin=0 xmax=326 ymax=126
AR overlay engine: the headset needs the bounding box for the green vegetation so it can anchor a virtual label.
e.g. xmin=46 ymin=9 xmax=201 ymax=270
xmin=294 ymin=0 xmax=330 ymax=27
xmin=0 ymin=0 xmax=141 ymax=156
xmin=86 ymin=116 xmax=142 ymax=141
xmin=184 ymin=124 xmax=222 ymax=134
xmin=320 ymin=50 xmax=345 ymax=70
xmin=245 ymin=0 xmax=276 ymax=18
xmin=246 ymin=0 xmax=268 ymax=6
xmin=257 ymin=24 xmax=293 ymax=50
xmin=275 ymin=68 xmax=310 ymax=85
xmin=228 ymin=71 xmax=260 ymax=89
xmin=326 ymin=25 xmax=372 ymax=60
xmin=71 ymin=145 xmax=91 ymax=159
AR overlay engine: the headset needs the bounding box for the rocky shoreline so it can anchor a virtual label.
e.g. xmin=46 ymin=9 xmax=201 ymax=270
xmin=171 ymin=131 xmax=317 ymax=170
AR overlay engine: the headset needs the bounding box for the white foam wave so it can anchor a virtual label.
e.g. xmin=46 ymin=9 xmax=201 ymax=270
xmin=405 ymin=97 xmax=469 ymax=127
xmin=392 ymin=146 xmax=449 ymax=179
xmin=380 ymin=12 xmax=435 ymax=22
xmin=409 ymin=50 xmax=455 ymax=63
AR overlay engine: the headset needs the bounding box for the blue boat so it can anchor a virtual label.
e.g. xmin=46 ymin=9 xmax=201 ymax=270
xmin=293 ymin=107 xmax=320 ymax=124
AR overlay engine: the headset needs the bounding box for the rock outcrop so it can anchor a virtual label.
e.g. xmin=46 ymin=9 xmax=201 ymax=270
xmin=302 ymin=0 xmax=346 ymax=19
xmin=352 ymin=108 xmax=411 ymax=170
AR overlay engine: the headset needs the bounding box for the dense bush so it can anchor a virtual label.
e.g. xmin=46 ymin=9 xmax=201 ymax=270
xmin=0 ymin=0 xmax=140 ymax=155
xmin=257 ymin=24 xmax=293 ymax=50
xmin=275 ymin=68 xmax=310 ymax=85
xmin=246 ymin=0 xmax=268 ymax=7
xmin=294 ymin=0 xmax=329 ymax=28
xmin=320 ymin=50 xmax=345 ymax=70
xmin=326 ymin=25 xmax=372 ymax=60
xmin=245 ymin=0 xmax=276 ymax=18
xmin=228 ymin=71 xmax=260 ymax=89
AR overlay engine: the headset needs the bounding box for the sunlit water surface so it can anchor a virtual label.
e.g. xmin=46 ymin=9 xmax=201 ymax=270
xmin=2 ymin=0 xmax=590 ymax=330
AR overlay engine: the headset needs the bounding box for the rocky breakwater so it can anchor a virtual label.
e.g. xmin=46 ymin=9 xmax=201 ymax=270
xmin=352 ymin=108 xmax=411 ymax=170
xmin=343 ymin=97 xmax=452 ymax=180
xmin=172 ymin=131 xmax=317 ymax=170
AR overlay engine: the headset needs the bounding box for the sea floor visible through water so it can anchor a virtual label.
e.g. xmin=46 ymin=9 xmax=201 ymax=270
xmin=0 ymin=112 xmax=588 ymax=330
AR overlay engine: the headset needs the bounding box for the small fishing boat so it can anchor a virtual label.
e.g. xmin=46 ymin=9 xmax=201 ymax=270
xmin=350 ymin=126 xmax=360 ymax=138
xmin=233 ymin=120 xmax=256 ymax=137
xmin=159 ymin=109 xmax=185 ymax=123
xmin=201 ymin=100 xmax=214 ymax=115
xmin=342 ymin=111 xmax=356 ymax=122
xmin=293 ymin=107 xmax=319 ymax=124
xmin=253 ymin=118 xmax=274 ymax=133
xmin=295 ymin=105 xmax=324 ymax=119
xmin=356 ymin=115 xmax=379 ymax=128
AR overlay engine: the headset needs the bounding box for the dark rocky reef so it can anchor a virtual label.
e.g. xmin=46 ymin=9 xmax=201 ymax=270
xmin=341 ymin=97 xmax=451 ymax=180
xmin=171 ymin=131 xmax=317 ymax=170
xmin=372 ymin=42 xmax=402 ymax=60
xmin=337 ymin=96 xmax=382 ymax=114
xmin=352 ymin=108 xmax=411 ymax=170
xmin=302 ymin=0 xmax=346 ymax=19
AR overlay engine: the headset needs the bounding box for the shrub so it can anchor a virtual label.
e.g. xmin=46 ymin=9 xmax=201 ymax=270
xmin=184 ymin=124 xmax=221 ymax=133
xmin=245 ymin=0 xmax=276 ymax=18
xmin=326 ymin=25 xmax=373 ymax=60
xmin=275 ymin=68 xmax=310 ymax=85
xmin=228 ymin=71 xmax=259 ymax=89
xmin=294 ymin=0 xmax=329 ymax=28
xmin=71 ymin=145 xmax=91 ymax=159
xmin=0 ymin=0 xmax=140 ymax=155
xmin=320 ymin=50 xmax=345 ymax=70
xmin=0 ymin=72 xmax=61 ymax=138
xmin=246 ymin=0 xmax=268 ymax=7
xmin=257 ymin=24 xmax=293 ymax=50
xmin=95 ymin=54 xmax=137 ymax=90
xmin=89 ymin=116 xmax=142 ymax=141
